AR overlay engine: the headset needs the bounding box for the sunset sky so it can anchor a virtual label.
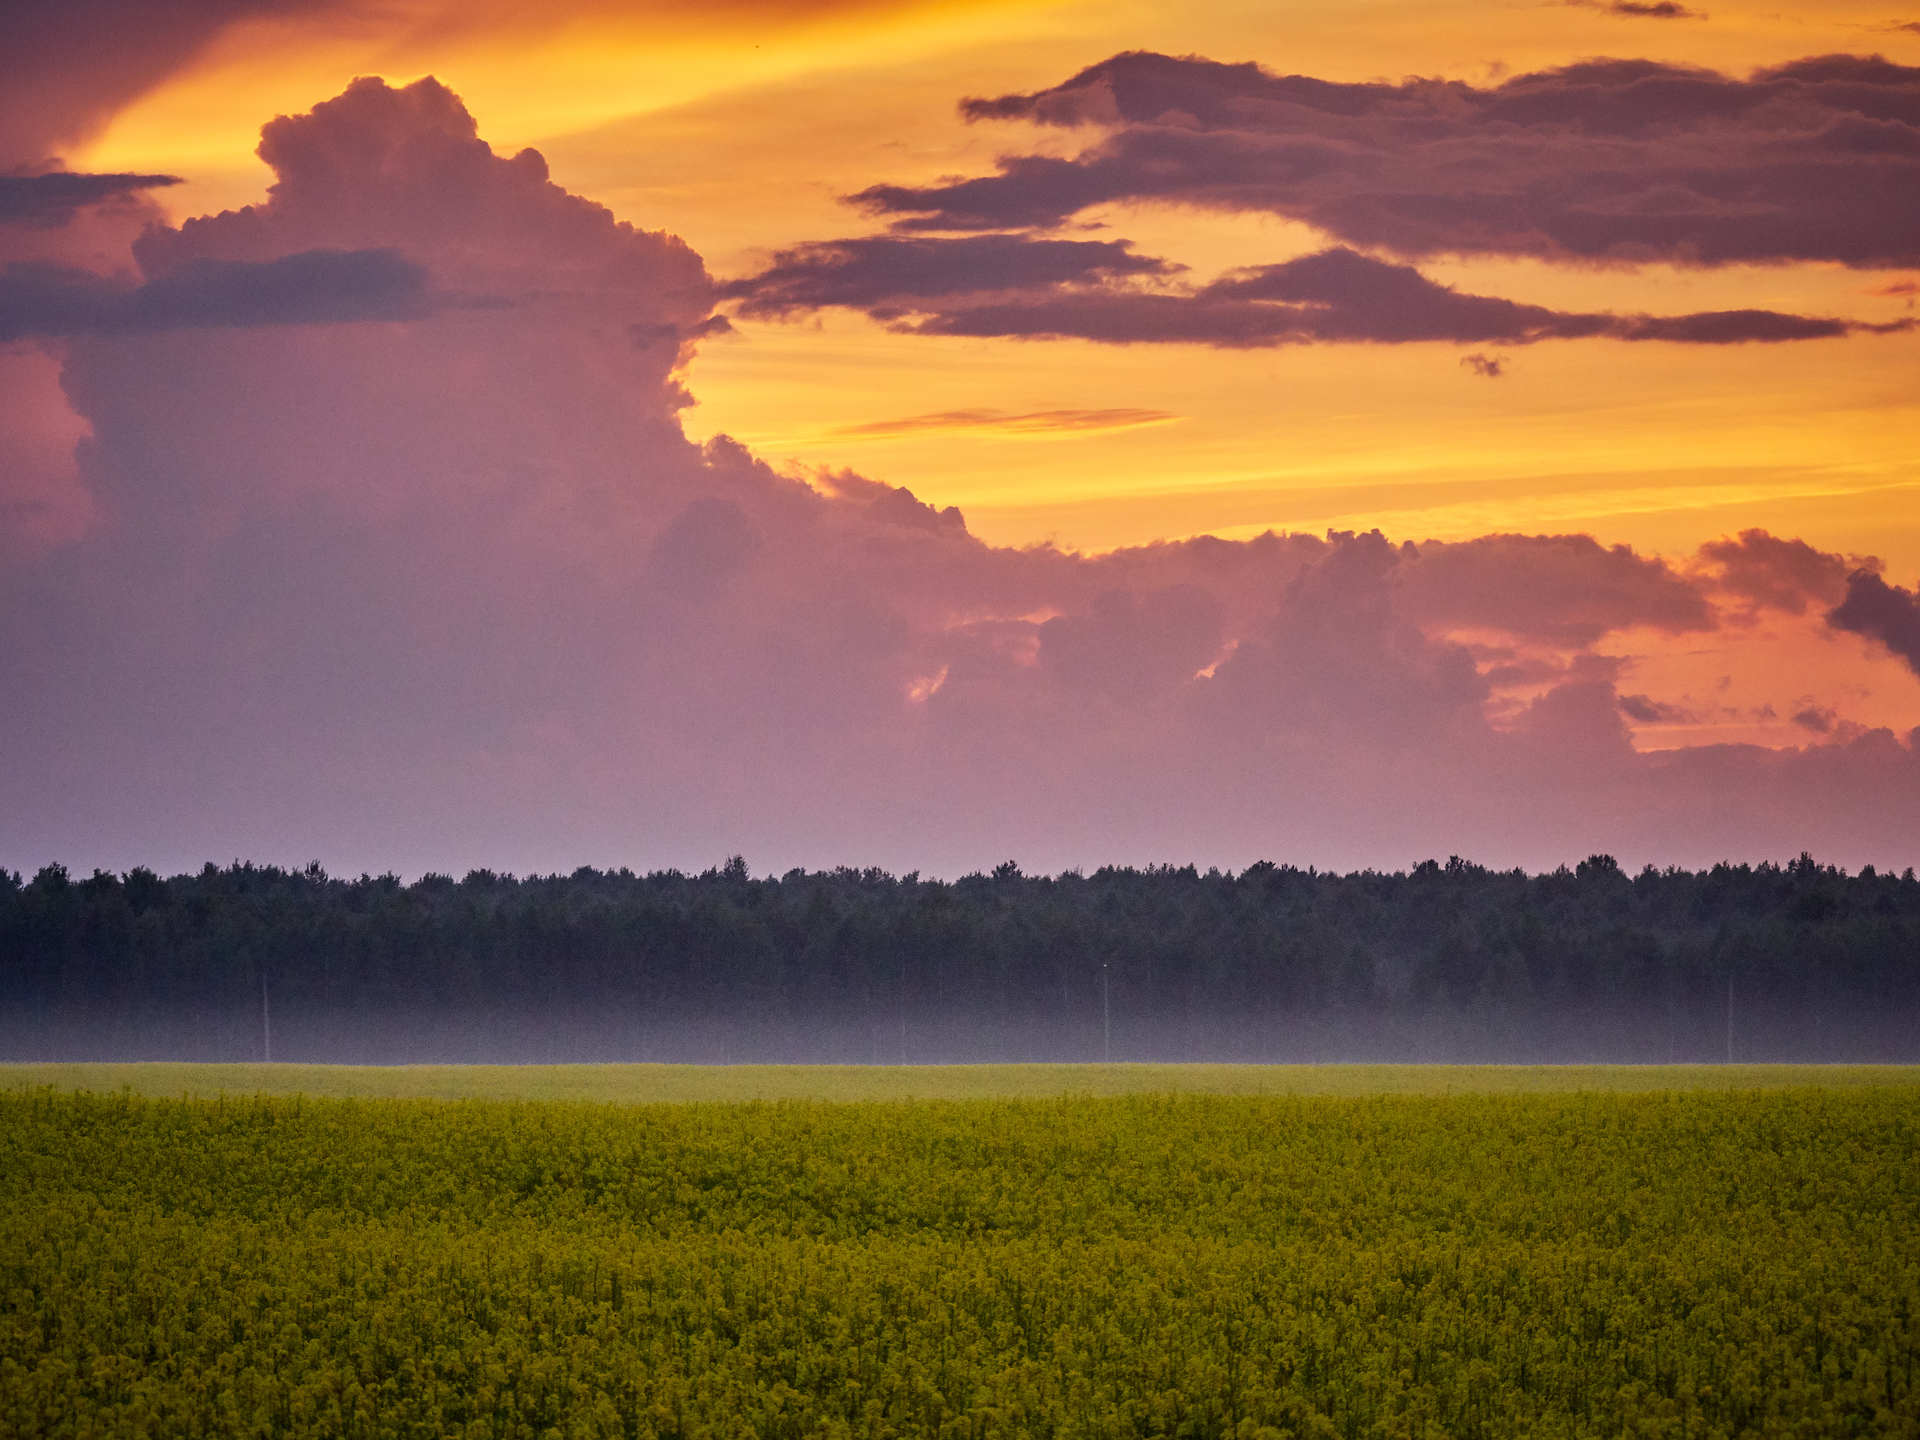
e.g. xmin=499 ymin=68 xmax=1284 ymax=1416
xmin=4 ymin=0 xmax=1919 ymax=876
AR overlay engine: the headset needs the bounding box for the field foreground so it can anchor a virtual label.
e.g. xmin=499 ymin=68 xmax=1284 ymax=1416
xmin=3 ymin=1076 xmax=1918 ymax=1438
xmin=6 ymin=1060 xmax=1919 ymax=1102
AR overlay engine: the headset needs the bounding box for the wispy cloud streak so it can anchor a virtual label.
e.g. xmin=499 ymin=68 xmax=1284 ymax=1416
xmin=834 ymin=407 xmax=1179 ymax=437
xmin=732 ymin=242 xmax=1897 ymax=349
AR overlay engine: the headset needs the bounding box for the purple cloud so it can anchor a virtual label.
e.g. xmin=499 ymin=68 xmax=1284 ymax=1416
xmin=734 ymin=241 xmax=1889 ymax=349
xmin=0 ymin=171 xmax=179 ymax=225
xmin=720 ymin=233 xmax=1173 ymax=317
xmin=1620 ymin=694 xmax=1697 ymax=723
xmin=1829 ymin=570 xmax=1920 ymax=677
xmin=1403 ymin=533 xmax=1714 ymax=646
xmin=858 ymin=51 xmax=1920 ymax=269
xmin=5 ymin=76 xmax=1918 ymax=882
xmin=1699 ymin=529 xmax=1857 ymax=614
xmin=0 ymin=248 xmax=432 ymax=339
xmin=1791 ymin=704 xmax=1838 ymax=734
xmin=1569 ymin=0 xmax=1705 ymax=18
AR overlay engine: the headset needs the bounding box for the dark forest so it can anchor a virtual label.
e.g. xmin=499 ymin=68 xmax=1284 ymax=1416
xmin=4 ymin=854 xmax=1917 ymax=1063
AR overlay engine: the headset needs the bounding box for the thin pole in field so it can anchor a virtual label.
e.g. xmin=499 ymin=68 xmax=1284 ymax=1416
xmin=1725 ymin=971 xmax=1733 ymax=1065
xmin=1102 ymin=961 xmax=1111 ymax=1063
xmin=260 ymin=969 xmax=272 ymax=1064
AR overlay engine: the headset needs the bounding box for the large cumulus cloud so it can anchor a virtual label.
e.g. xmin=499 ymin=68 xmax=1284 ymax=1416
xmin=3 ymin=76 xmax=1918 ymax=877
xmin=863 ymin=51 xmax=1920 ymax=269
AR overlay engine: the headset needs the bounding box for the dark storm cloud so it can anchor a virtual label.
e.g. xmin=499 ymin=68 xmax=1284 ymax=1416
xmin=0 ymin=172 xmax=181 ymax=225
xmin=1829 ymin=570 xmax=1920 ymax=677
xmin=0 ymin=247 xmax=432 ymax=340
xmin=736 ymin=241 xmax=1884 ymax=349
xmin=858 ymin=51 xmax=1920 ymax=269
xmin=719 ymin=233 xmax=1173 ymax=318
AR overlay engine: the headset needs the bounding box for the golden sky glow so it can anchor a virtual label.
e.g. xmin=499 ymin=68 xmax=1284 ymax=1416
xmin=61 ymin=0 xmax=1920 ymax=564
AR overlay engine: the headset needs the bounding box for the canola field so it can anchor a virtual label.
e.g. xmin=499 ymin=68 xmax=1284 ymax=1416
xmin=4 ymin=1080 xmax=1918 ymax=1439
xmin=8 ymin=1060 xmax=1919 ymax=1103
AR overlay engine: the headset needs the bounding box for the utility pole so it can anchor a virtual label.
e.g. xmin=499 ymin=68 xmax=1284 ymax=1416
xmin=1725 ymin=971 xmax=1734 ymax=1065
xmin=260 ymin=968 xmax=272 ymax=1064
xmin=899 ymin=953 xmax=908 ymax=1065
xmin=1101 ymin=961 xmax=1111 ymax=1063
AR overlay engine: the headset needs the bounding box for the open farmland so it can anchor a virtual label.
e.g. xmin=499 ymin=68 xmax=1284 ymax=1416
xmin=6 ymin=1060 xmax=1920 ymax=1103
xmin=4 ymin=1077 xmax=1918 ymax=1438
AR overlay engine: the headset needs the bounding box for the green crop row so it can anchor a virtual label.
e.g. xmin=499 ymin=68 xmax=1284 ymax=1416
xmin=3 ymin=1087 xmax=1917 ymax=1438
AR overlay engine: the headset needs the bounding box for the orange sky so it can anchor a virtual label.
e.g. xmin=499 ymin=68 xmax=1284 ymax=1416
xmin=75 ymin=0 xmax=1920 ymax=559
xmin=37 ymin=0 xmax=1920 ymax=764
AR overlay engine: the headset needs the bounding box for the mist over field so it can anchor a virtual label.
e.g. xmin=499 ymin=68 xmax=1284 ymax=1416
xmin=8 ymin=854 xmax=1917 ymax=1065
xmin=13 ymin=1002 xmax=1919 ymax=1069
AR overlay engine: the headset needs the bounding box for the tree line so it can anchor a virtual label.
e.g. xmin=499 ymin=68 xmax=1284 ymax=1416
xmin=3 ymin=853 xmax=1917 ymax=1062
